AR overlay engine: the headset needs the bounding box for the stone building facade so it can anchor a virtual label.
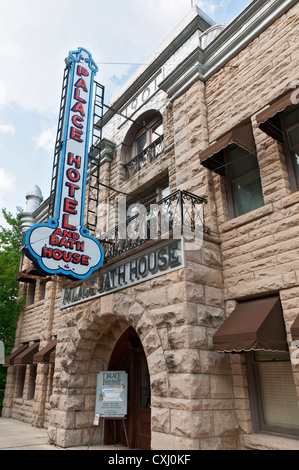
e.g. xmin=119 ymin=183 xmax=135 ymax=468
xmin=2 ymin=0 xmax=299 ymax=450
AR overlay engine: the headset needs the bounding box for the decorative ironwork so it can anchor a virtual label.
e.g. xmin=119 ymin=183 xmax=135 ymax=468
xmin=48 ymin=64 xmax=70 ymax=219
xmin=124 ymin=135 xmax=164 ymax=178
xmin=99 ymin=190 xmax=209 ymax=262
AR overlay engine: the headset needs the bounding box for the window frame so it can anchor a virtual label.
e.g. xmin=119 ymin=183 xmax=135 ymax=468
xmin=246 ymin=351 xmax=299 ymax=439
xmin=223 ymin=145 xmax=264 ymax=219
xmin=280 ymin=105 xmax=299 ymax=193
xmin=16 ymin=366 xmax=26 ymax=398
xmin=39 ymin=281 xmax=46 ymax=301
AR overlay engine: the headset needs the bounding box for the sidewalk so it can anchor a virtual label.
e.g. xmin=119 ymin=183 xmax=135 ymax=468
xmin=0 ymin=417 xmax=129 ymax=451
xmin=0 ymin=418 xmax=62 ymax=450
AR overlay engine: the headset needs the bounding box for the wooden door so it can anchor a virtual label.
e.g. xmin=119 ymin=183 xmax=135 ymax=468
xmin=105 ymin=327 xmax=151 ymax=449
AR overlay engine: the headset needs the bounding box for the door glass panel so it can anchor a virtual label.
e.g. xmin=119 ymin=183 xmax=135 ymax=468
xmin=161 ymin=183 xmax=170 ymax=199
xmin=294 ymin=151 xmax=299 ymax=180
xmin=140 ymin=356 xmax=151 ymax=409
xmin=137 ymin=134 xmax=147 ymax=154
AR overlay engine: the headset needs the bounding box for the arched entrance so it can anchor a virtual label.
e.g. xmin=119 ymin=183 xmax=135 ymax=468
xmin=104 ymin=326 xmax=151 ymax=449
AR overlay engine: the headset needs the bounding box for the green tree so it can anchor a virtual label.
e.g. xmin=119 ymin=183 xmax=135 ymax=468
xmin=0 ymin=208 xmax=24 ymax=411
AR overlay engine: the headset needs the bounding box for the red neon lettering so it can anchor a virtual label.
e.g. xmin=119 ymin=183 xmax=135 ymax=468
xmin=70 ymin=127 xmax=83 ymax=142
xmin=72 ymin=253 xmax=81 ymax=264
xmin=81 ymin=255 xmax=89 ymax=266
xmin=53 ymin=228 xmax=63 ymax=236
xmin=77 ymin=65 xmax=89 ymax=77
xmin=42 ymin=247 xmax=52 ymax=258
xmin=49 ymin=235 xmax=59 ymax=246
xmin=64 ymin=198 xmax=78 ymax=214
xmin=68 ymin=239 xmax=76 ymax=249
xmin=63 ymin=230 xmax=76 ymax=239
xmin=66 ymin=182 xmax=79 ymax=197
xmin=72 ymin=115 xmax=84 ymax=129
xmin=52 ymin=249 xmax=63 ymax=260
xmin=42 ymin=246 xmax=87 ymax=265
xmin=75 ymin=78 xmax=88 ymax=92
xmin=74 ymin=88 xmax=86 ymax=103
xmin=62 ymin=214 xmax=76 ymax=231
xmin=67 ymin=168 xmax=80 ymax=182
xmin=76 ymin=241 xmax=84 ymax=252
xmin=63 ymin=252 xmax=72 ymax=262
xmin=67 ymin=152 xmax=81 ymax=169
xmin=71 ymin=102 xmax=85 ymax=117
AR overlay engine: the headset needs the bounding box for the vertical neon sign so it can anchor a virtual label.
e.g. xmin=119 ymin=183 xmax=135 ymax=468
xmin=26 ymin=48 xmax=104 ymax=280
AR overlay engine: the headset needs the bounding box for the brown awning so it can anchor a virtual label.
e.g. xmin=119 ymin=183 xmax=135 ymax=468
xmin=256 ymin=89 xmax=295 ymax=142
xmin=291 ymin=315 xmax=299 ymax=341
xmin=3 ymin=344 xmax=29 ymax=366
xmin=33 ymin=340 xmax=57 ymax=364
xmin=14 ymin=342 xmax=39 ymax=365
xmin=199 ymin=123 xmax=256 ymax=175
xmin=213 ymin=297 xmax=288 ymax=353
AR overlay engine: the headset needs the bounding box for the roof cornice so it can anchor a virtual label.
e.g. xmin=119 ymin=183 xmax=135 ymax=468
xmin=160 ymin=0 xmax=298 ymax=101
xmin=102 ymin=7 xmax=214 ymax=125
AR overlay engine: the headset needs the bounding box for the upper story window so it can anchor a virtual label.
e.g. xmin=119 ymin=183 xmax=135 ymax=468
xmin=199 ymin=123 xmax=264 ymax=219
xmin=127 ymin=179 xmax=169 ymax=218
xmin=122 ymin=110 xmax=164 ymax=178
xmin=134 ymin=117 xmax=163 ymax=158
xmin=224 ymin=145 xmax=264 ymax=218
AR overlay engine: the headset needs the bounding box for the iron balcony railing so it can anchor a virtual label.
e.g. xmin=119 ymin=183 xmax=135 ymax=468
xmin=99 ymin=190 xmax=208 ymax=262
xmin=124 ymin=134 xmax=164 ymax=178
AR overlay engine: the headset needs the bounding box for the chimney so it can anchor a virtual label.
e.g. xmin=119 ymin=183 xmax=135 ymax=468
xmin=18 ymin=185 xmax=43 ymax=233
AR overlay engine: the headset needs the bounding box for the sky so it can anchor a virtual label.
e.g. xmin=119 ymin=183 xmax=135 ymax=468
xmin=0 ymin=0 xmax=253 ymax=227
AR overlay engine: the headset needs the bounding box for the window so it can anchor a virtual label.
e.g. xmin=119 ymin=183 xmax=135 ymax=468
xmin=224 ymin=144 xmax=264 ymax=218
xmin=46 ymin=364 xmax=55 ymax=401
xmin=247 ymin=351 xmax=299 ymax=437
xmin=199 ymin=123 xmax=264 ymax=219
xmin=122 ymin=110 xmax=164 ymax=177
xmin=16 ymin=366 xmax=26 ymax=398
xmin=27 ymin=365 xmax=37 ymax=400
xmin=39 ymin=281 xmax=46 ymax=301
xmin=27 ymin=282 xmax=36 ymax=305
xmin=280 ymin=104 xmax=299 ymax=191
xmin=133 ymin=117 xmax=163 ymax=158
xmin=136 ymin=133 xmax=147 ymax=154
xmin=127 ymin=179 xmax=169 ymax=216
xmin=126 ymin=179 xmax=170 ymax=240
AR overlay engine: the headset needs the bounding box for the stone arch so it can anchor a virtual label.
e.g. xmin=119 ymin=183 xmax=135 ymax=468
xmin=49 ymin=291 xmax=167 ymax=447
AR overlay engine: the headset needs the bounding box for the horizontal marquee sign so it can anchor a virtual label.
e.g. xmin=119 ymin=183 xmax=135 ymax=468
xmin=61 ymin=238 xmax=185 ymax=308
xmin=26 ymin=48 xmax=104 ymax=280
